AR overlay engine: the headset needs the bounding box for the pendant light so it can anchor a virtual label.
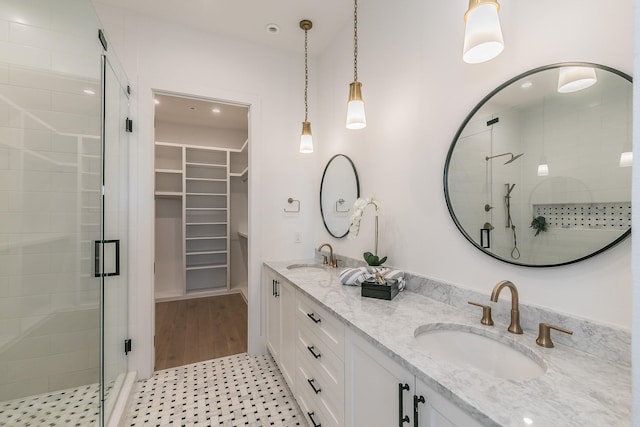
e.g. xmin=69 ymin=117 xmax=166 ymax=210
xmin=299 ymin=20 xmax=314 ymax=153
xmin=538 ymin=96 xmax=549 ymax=176
xmin=463 ymin=0 xmax=504 ymax=64
xmin=346 ymin=0 xmax=366 ymax=129
xmin=557 ymin=66 xmax=597 ymax=93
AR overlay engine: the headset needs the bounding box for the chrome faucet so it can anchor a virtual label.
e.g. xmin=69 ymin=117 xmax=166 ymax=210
xmin=490 ymin=280 xmax=523 ymax=334
xmin=317 ymin=243 xmax=337 ymax=267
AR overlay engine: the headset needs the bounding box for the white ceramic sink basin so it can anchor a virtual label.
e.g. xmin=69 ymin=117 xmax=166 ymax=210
xmin=414 ymin=324 xmax=546 ymax=381
xmin=286 ymin=263 xmax=327 ymax=272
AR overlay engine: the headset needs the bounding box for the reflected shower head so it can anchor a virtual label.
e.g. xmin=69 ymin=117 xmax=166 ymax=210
xmin=504 ymin=153 xmax=524 ymax=164
xmin=485 ymin=152 xmax=524 ymax=165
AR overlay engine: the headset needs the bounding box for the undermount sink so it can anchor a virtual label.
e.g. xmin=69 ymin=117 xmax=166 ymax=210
xmin=414 ymin=324 xmax=546 ymax=381
xmin=286 ymin=263 xmax=327 ymax=272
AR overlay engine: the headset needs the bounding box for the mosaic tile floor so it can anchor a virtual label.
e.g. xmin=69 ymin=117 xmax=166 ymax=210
xmin=0 ymin=383 xmax=100 ymax=426
xmin=125 ymin=353 xmax=305 ymax=427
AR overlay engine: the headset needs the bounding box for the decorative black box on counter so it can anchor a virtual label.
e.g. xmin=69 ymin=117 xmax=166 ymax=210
xmin=361 ymin=278 xmax=399 ymax=301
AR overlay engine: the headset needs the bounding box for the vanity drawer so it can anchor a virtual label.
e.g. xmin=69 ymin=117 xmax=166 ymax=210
xmin=296 ymin=363 xmax=342 ymax=427
xmin=296 ymin=324 xmax=344 ymax=414
xmin=296 ymin=292 xmax=345 ymax=359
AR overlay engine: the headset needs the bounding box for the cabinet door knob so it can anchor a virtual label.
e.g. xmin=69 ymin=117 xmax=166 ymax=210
xmin=413 ymin=395 xmax=426 ymax=427
xmin=399 ymin=383 xmax=410 ymax=426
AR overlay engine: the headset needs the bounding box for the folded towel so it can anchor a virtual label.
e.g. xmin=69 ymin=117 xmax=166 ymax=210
xmin=339 ymin=267 xmax=405 ymax=290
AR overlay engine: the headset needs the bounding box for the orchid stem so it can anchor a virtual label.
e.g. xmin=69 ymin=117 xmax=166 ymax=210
xmin=374 ymin=214 xmax=378 ymax=256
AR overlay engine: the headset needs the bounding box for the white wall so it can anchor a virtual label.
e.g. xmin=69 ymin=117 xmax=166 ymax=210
xmin=93 ymin=3 xmax=321 ymax=378
xmin=317 ymin=0 xmax=633 ymax=329
xmin=155 ymin=121 xmax=246 ymax=150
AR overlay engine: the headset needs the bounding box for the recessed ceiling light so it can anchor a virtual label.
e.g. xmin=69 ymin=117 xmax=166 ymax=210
xmin=212 ymin=107 xmax=221 ymax=114
xmin=83 ymin=89 xmax=95 ymax=95
xmin=265 ymin=23 xmax=280 ymax=34
xmin=154 ymin=98 xmax=160 ymax=105
xmin=520 ymin=81 xmax=533 ymax=89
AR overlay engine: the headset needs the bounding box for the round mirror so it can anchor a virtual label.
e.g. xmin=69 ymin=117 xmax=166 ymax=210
xmin=320 ymin=154 xmax=360 ymax=238
xmin=444 ymin=63 xmax=632 ymax=267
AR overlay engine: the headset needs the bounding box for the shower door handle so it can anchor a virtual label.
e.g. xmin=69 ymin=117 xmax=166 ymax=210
xmin=94 ymin=240 xmax=121 ymax=277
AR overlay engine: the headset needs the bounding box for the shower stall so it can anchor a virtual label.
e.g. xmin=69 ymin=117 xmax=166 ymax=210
xmin=0 ymin=1 xmax=130 ymax=425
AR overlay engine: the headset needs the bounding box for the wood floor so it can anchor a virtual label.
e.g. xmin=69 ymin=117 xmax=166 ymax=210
xmin=155 ymin=293 xmax=248 ymax=371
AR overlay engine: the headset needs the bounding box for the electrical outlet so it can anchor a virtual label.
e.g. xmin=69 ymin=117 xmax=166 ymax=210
xmin=294 ymin=231 xmax=302 ymax=243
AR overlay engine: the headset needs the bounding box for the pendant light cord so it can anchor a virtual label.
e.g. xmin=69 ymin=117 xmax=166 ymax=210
xmin=304 ymin=27 xmax=309 ymax=122
xmin=353 ymin=0 xmax=359 ymax=82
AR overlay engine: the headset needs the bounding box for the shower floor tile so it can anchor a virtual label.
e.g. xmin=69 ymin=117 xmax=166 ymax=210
xmin=0 ymin=383 xmax=100 ymax=426
xmin=125 ymin=353 xmax=305 ymax=427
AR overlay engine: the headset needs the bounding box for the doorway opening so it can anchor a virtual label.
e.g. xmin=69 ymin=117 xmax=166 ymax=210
xmin=152 ymin=92 xmax=249 ymax=370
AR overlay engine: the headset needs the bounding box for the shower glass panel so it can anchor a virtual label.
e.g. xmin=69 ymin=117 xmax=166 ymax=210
xmin=0 ymin=0 xmax=129 ymax=425
xmin=101 ymin=54 xmax=130 ymax=423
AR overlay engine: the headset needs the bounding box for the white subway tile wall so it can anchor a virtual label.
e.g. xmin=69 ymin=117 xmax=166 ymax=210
xmin=0 ymin=0 xmax=104 ymax=401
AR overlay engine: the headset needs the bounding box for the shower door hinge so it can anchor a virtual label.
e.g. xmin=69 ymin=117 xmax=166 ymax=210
xmin=124 ymin=338 xmax=132 ymax=355
xmin=98 ymin=29 xmax=108 ymax=51
xmin=125 ymin=118 xmax=133 ymax=133
xmin=486 ymin=117 xmax=499 ymax=126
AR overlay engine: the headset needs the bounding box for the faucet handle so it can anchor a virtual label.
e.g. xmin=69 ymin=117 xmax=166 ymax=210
xmin=536 ymin=323 xmax=573 ymax=348
xmin=468 ymin=301 xmax=494 ymax=326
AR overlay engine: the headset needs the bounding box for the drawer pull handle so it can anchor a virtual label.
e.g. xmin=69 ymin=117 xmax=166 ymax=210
xmin=307 ymin=345 xmax=321 ymax=359
xmin=414 ymin=395 xmax=426 ymax=427
xmin=307 ymin=378 xmax=322 ymax=394
xmin=307 ymin=312 xmax=322 ymax=323
xmin=399 ymin=383 xmax=410 ymax=425
xmin=308 ymin=411 xmax=321 ymax=427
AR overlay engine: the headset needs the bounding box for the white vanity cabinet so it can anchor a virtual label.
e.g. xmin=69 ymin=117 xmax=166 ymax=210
xmin=265 ymin=265 xmax=482 ymax=427
xmin=264 ymin=269 xmax=296 ymax=389
xmin=345 ymin=328 xmax=415 ymax=426
xmin=295 ymin=291 xmax=345 ymax=427
xmin=345 ymin=328 xmax=483 ymax=427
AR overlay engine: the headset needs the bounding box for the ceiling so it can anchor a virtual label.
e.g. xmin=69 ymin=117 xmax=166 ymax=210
xmin=154 ymin=94 xmax=249 ymax=130
xmin=94 ymin=0 xmax=352 ymax=54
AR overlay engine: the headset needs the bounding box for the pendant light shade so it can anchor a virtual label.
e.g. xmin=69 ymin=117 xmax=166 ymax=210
xmin=463 ymin=0 xmax=504 ymax=64
xmin=299 ymin=20 xmax=313 ymax=153
xmin=619 ymin=151 xmax=633 ymax=168
xmin=557 ymin=66 xmax=597 ymax=93
xmin=346 ymin=82 xmax=366 ymax=129
xmin=537 ymin=163 xmax=549 ymax=176
xmin=300 ymin=121 xmax=313 ymax=153
xmin=346 ymin=0 xmax=366 ymax=129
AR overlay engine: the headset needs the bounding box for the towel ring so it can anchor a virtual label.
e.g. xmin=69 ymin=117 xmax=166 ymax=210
xmin=335 ymin=198 xmax=350 ymax=213
xmin=284 ymin=197 xmax=300 ymax=213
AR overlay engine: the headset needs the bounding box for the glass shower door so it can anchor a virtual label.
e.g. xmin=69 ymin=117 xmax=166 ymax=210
xmin=99 ymin=54 xmax=130 ymax=424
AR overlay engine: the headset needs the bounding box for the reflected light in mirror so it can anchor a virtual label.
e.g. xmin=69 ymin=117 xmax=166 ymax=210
xmin=463 ymin=0 xmax=504 ymax=64
xmin=557 ymin=66 xmax=597 ymax=93
xmin=619 ymin=151 xmax=633 ymax=168
xmin=537 ymin=163 xmax=549 ymax=176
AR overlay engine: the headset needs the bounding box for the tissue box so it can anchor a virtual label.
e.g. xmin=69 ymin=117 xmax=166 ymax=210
xmin=361 ymin=278 xmax=399 ymax=301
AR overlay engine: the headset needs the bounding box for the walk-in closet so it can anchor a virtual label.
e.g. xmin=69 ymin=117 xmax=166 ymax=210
xmin=153 ymin=94 xmax=248 ymax=370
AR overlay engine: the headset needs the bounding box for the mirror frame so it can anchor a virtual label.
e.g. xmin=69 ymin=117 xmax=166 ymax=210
xmin=320 ymin=154 xmax=360 ymax=238
xmin=443 ymin=62 xmax=632 ymax=267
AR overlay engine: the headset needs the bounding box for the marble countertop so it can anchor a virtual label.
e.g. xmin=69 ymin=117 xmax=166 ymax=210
xmin=265 ymin=260 xmax=631 ymax=427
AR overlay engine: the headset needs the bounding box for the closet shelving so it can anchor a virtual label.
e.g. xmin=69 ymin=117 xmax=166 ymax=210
xmin=154 ymin=142 xmax=238 ymax=300
xmin=184 ymin=147 xmax=229 ymax=292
